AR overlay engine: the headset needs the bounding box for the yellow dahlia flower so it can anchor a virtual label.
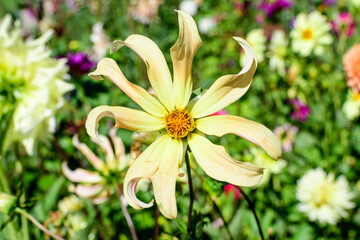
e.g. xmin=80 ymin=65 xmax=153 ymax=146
xmin=86 ymin=10 xmax=281 ymax=219
xmin=0 ymin=15 xmax=73 ymax=154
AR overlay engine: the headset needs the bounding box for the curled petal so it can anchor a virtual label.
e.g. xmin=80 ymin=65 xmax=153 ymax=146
xmin=85 ymin=106 xmax=165 ymax=140
xmin=62 ymin=162 xmax=103 ymax=183
xmin=111 ymin=35 xmax=174 ymax=111
xmin=92 ymin=135 xmax=116 ymax=170
xmin=124 ymin=135 xmax=183 ymax=219
xmin=196 ymin=115 xmax=281 ymax=159
xmin=171 ymin=10 xmax=202 ymax=108
xmin=72 ymin=134 xmax=105 ymax=172
xmin=190 ymin=37 xmax=257 ymax=118
xmin=89 ymin=58 xmax=167 ymax=117
xmin=75 ymin=184 xmax=104 ymax=198
xmin=188 ymin=133 xmax=263 ymax=187
xmin=109 ymin=127 xmax=126 ymax=166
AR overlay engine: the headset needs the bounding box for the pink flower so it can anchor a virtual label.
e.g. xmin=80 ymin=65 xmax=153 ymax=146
xmin=331 ymin=12 xmax=355 ymax=37
xmin=224 ymin=184 xmax=241 ymax=200
xmin=210 ymin=109 xmax=228 ymax=116
xmin=344 ymin=44 xmax=360 ymax=93
xmin=289 ymin=98 xmax=310 ymax=122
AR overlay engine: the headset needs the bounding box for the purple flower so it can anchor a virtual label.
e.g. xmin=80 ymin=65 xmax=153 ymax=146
xmin=323 ymin=0 xmax=336 ymax=6
xmin=331 ymin=12 xmax=356 ymax=37
xmin=66 ymin=52 xmax=96 ymax=76
xmin=290 ymin=98 xmax=310 ymax=122
xmin=259 ymin=0 xmax=292 ymax=17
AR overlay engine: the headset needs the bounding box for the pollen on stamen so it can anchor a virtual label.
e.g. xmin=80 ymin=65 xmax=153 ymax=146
xmin=164 ymin=109 xmax=195 ymax=140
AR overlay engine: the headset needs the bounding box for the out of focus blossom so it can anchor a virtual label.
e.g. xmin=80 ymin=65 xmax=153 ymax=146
xmin=259 ymin=0 xmax=292 ymax=17
xmin=179 ymin=0 xmax=198 ymax=16
xmin=0 ymin=15 xmax=73 ymax=155
xmin=242 ymin=29 xmax=266 ymax=64
xmin=296 ymin=168 xmax=355 ymax=225
xmin=58 ymin=195 xmax=87 ymax=232
xmin=323 ymin=0 xmax=336 ymax=5
xmin=198 ymin=16 xmax=217 ymax=34
xmin=62 ymin=128 xmax=133 ymax=204
xmin=331 ymin=12 xmax=355 ymax=37
xmin=130 ymin=0 xmax=164 ymax=25
xmin=20 ymin=8 xmax=38 ymax=36
xmin=210 ymin=109 xmax=228 ymax=116
xmin=267 ymin=30 xmax=288 ymax=76
xmin=90 ymin=22 xmax=110 ymax=61
xmin=0 ymin=192 xmax=16 ymax=215
xmin=224 ymin=184 xmax=241 ymax=200
xmin=344 ymin=44 xmax=360 ymax=93
xmin=343 ymin=91 xmax=360 ymax=120
xmin=58 ymin=195 xmax=83 ymax=216
xmin=273 ymin=123 xmax=298 ymax=152
xmin=290 ymin=11 xmax=332 ymax=56
xmin=66 ymin=52 xmax=96 ymax=76
xmin=290 ymin=98 xmax=310 ymax=122
xmin=349 ymin=0 xmax=360 ymax=8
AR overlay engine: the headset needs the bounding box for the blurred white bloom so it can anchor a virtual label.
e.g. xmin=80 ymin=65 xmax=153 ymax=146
xmin=296 ymin=168 xmax=355 ymax=225
xmin=273 ymin=123 xmax=298 ymax=152
xmin=242 ymin=29 xmax=266 ymax=64
xmin=343 ymin=91 xmax=360 ymax=120
xmin=198 ymin=16 xmax=216 ymax=34
xmin=0 ymin=15 xmax=73 ymax=155
xmin=58 ymin=195 xmax=84 ymax=216
xmin=179 ymin=0 xmax=198 ymax=16
xmin=19 ymin=8 xmax=38 ymax=35
xmin=349 ymin=0 xmax=360 ymax=8
xmin=290 ymin=11 xmax=332 ymax=57
xmin=67 ymin=213 xmax=88 ymax=232
xmin=130 ymin=0 xmax=164 ymax=25
xmin=267 ymin=30 xmax=288 ymax=76
xmin=90 ymin=22 xmax=110 ymax=61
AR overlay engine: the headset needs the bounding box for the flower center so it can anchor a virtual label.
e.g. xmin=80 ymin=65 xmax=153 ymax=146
xmin=302 ymin=29 xmax=313 ymax=40
xmin=165 ymin=109 xmax=195 ymax=139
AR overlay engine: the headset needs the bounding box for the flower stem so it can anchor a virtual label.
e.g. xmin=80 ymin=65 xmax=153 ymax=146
xmin=15 ymin=208 xmax=64 ymax=240
xmin=154 ymin=206 xmax=159 ymax=240
xmin=238 ymin=188 xmax=264 ymax=240
xmin=185 ymin=152 xmax=194 ymax=235
xmin=212 ymin=200 xmax=234 ymax=240
xmin=116 ymin=184 xmax=138 ymax=240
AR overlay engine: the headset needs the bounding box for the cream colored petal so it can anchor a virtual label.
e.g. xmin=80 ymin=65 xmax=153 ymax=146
xmin=151 ymin=138 xmax=183 ymax=219
xmin=89 ymin=58 xmax=167 ymax=117
xmin=75 ymin=184 xmax=104 ymax=198
xmin=92 ymin=135 xmax=116 ymax=169
xmin=190 ymin=37 xmax=257 ymax=118
xmin=196 ymin=115 xmax=281 ymax=159
xmin=62 ymin=162 xmax=103 ymax=183
xmin=123 ymin=135 xmax=182 ymax=219
xmin=111 ymin=35 xmax=174 ymax=111
xmin=188 ymin=133 xmax=263 ymax=187
xmin=72 ymin=134 xmax=105 ymax=172
xmin=109 ymin=127 xmax=125 ymax=166
xmin=86 ymin=106 xmax=165 ymax=140
xmin=170 ymin=10 xmax=202 ymax=109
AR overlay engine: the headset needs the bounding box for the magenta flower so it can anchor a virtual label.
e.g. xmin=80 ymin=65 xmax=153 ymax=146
xmin=259 ymin=0 xmax=292 ymax=17
xmin=66 ymin=52 xmax=96 ymax=76
xmin=224 ymin=184 xmax=241 ymax=200
xmin=331 ymin=12 xmax=355 ymax=37
xmin=323 ymin=0 xmax=336 ymax=6
xmin=290 ymin=98 xmax=310 ymax=122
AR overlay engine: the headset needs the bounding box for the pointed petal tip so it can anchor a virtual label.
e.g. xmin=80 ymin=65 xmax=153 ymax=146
xmin=110 ymin=40 xmax=125 ymax=54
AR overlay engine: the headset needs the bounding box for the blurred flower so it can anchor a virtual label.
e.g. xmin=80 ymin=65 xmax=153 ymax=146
xmin=267 ymin=30 xmax=288 ymax=76
xmin=223 ymin=184 xmax=241 ymax=200
xmin=296 ymin=168 xmax=355 ymax=225
xmin=0 ymin=15 xmax=73 ymax=155
xmin=210 ymin=109 xmax=228 ymax=116
xmin=323 ymin=0 xmax=336 ymax=6
xmin=62 ymin=128 xmax=132 ymax=204
xmin=86 ymin=11 xmax=281 ymax=218
xmin=349 ymin=0 xmax=360 ymax=8
xmin=179 ymin=0 xmax=198 ymax=16
xmin=273 ymin=123 xmax=298 ymax=152
xmin=343 ymin=90 xmax=360 ymax=120
xmin=66 ymin=52 xmax=96 ymax=76
xmin=130 ymin=0 xmax=164 ymax=25
xmin=344 ymin=44 xmax=360 ymax=93
xmin=290 ymin=98 xmax=310 ymax=122
xmin=58 ymin=195 xmax=83 ymax=216
xmin=290 ymin=11 xmax=332 ymax=56
xmin=0 ymin=192 xmax=16 ymax=215
xmin=90 ymin=22 xmax=110 ymax=61
xmin=259 ymin=0 xmax=292 ymax=17
xmin=20 ymin=8 xmax=38 ymax=36
xmin=132 ymin=131 xmax=159 ymax=145
xmin=242 ymin=29 xmax=266 ymax=64
xmin=198 ymin=16 xmax=217 ymax=34
xmin=67 ymin=213 xmax=87 ymax=232
xmin=331 ymin=12 xmax=355 ymax=37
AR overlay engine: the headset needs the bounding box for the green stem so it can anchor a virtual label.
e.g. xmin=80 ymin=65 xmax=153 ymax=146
xmin=185 ymin=151 xmax=194 ymax=235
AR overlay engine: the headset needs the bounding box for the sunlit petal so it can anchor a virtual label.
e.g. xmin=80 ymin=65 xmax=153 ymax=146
xmin=111 ymin=35 xmax=174 ymax=111
xmin=62 ymin=162 xmax=103 ymax=183
xmin=89 ymin=58 xmax=167 ymax=117
xmin=196 ymin=115 xmax=281 ymax=159
xmin=170 ymin=10 xmax=202 ymax=108
xmin=86 ymin=106 xmax=165 ymax=140
xmin=75 ymin=184 xmax=104 ymax=198
xmin=91 ymin=135 xmax=116 ymax=169
xmin=188 ymin=133 xmax=263 ymax=187
xmin=109 ymin=127 xmax=126 ymax=165
xmin=190 ymin=37 xmax=257 ymax=118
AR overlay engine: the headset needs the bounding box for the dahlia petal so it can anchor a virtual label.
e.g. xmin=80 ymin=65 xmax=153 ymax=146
xmin=109 ymin=127 xmax=126 ymax=166
xmin=75 ymin=184 xmax=104 ymax=198
xmin=62 ymin=162 xmax=103 ymax=183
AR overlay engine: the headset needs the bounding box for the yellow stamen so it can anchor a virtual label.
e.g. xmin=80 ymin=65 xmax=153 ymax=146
xmin=165 ymin=109 xmax=195 ymax=139
xmin=302 ymin=29 xmax=313 ymax=40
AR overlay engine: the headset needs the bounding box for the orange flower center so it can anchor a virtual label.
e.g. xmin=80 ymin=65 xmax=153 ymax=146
xmin=302 ymin=29 xmax=313 ymax=40
xmin=165 ymin=109 xmax=195 ymax=139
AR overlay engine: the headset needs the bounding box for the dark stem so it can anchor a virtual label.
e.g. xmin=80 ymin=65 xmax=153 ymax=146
xmin=212 ymin=200 xmax=234 ymax=240
xmin=185 ymin=152 xmax=194 ymax=235
xmin=238 ymin=188 xmax=264 ymax=240
xmin=154 ymin=206 xmax=160 ymax=240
